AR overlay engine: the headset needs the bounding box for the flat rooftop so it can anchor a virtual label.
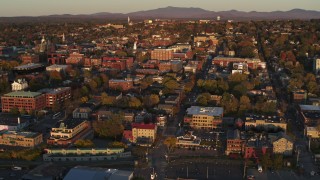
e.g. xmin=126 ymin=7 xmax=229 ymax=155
xmin=53 ymin=119 xmax=87 ymax=130
xmin=3 ymin=91 xmax=42 ymax=98
xmin=186 ymin=106 xmax=223 ymax=117
xmin=1 ymin=130 xmax=39 ymax=138
xmin=245 ymin=114 xmax=283 ymax=123
xmin=300 ymin=105 xmax=320 ymax=112
xmin=38 ymin=87 xmax=70 ymax=94
xmin=46 ymin=64 xmax=69 ymax=68
xmin=14 ymin=63 xmax=43 ymax=70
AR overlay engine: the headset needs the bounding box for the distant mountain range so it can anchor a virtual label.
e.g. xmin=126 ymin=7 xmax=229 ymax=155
xmin=1 ymin=6 xmax=320 ymax=22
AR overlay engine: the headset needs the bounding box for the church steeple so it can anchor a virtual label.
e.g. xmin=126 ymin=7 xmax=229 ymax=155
xmin=62 ymin=33 xmax=65 ymax=43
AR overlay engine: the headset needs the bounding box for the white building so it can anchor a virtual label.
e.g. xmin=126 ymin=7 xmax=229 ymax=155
xmin=46 ymin=64 xmax=69 ymax=72
xmin=313 ymin=58 xmax=320 ymax=75
xmin=11 ymin=79 xmax=28 ymax=91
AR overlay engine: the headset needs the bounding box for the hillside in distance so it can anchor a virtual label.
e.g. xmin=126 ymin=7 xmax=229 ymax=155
xmin=0 ymin=6 xmax=319 ymax=22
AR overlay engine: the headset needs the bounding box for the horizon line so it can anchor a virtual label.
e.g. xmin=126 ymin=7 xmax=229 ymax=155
xmin=0 ymin=6 xmax=319 ymax=18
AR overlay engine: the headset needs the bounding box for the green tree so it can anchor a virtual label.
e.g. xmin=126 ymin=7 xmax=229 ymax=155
xmin=129 ymin=97 xmax=142 ymax=109
xmin=221 ymin=93 xmax=239 ymax=115
xmin=196 ymin=95 xmax=208 ymax=106
xmin=101 ymin=92 xmax=115 ymax=105
xmin=184 ymin=81 xmax=194 ymax=93
xmin=52 ymin=103 xmax=61 ymax=113
xmin=163 ymin=79 xmax=179 ymax=90
xmin=143 ymin=94 xmax=160 ymax=108
xmin=261 ymin=154 xmax=272 ymax=170
xmin=232 ymin=84 xmax=247 ymax=98
xmin=239 ymin=95 xmax=251 ymax=113
xmin=108 ymin=141 xmax=127 ymax=148
xmin=273 ymin=154 xmax=284 ymax=170
xmin=92 ymin=115 xmax=124 ymax=140
xmin=307 ymin=81 xmax=318 ymax=94
xmin=163 ymin=137 xmax=177 ymax=152
xmin=9 ymin=107 xmax=20 ymax=115
xmin=74 ymin=139 xmax=95 ymax=148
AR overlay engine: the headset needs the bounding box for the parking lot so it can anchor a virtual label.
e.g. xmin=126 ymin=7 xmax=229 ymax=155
xmin=165 ymin=158 xmax=243 ymax=179
xmin=0 ymin=167 xmax=28 ymax=180
xmin=247 ymin=168 xmax=320 ymax=180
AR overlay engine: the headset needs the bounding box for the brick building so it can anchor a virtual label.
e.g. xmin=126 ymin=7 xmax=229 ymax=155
xmin=102 ymin=57 xmax=134 ymax=70
xmin=21 ymin=54 xmax=39 ymax=64
xmin=65 ymin=52 xmax=84 ymax=65
xmin=84 ymin=58 xmax=102 ymax=67
xmin=213 ymin=57 xmax=266 ymax=70
xmin=244 ymin=137 xmax=272 ymax=159
xmin=225 ymin=129 xmax=246 ymax=155
xmin=151 ymin=48 xmax=173 ymax=60
xmin=38 ymin=87 xmax=71 ymax=108
xmin=109 ymin=78 xmax=134 ymax=91
xmin=1 ymin=91 xmax=46 ymax=112
xmin=47 ymin=52 xmax=67 ymax=64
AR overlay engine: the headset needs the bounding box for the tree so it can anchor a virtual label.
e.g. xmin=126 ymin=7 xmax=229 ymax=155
xmin=100 ymin=73 xmax=109 ymax=89
xmin=163 ymin=137 xmax=177 ymax=152
xmin=184 ymin=81 xmax=194 ymax=93
xmin=92 ymin=115 xmax=124 ymax=140
xmin=140 ymin=76 xmax=153 ymax=90
xmin=221 ymin=93 xmax=239 ymax=114
xmin=52 ymin=103 xmax=61 ymax=113
xmin=108 ymin=141 xmax=127 ymax=149
xmin=239 ymin=96 xmax=251 ymax=114
xmin=261 ymin=154 xmax=272 ymax=170
xmin=115 ymin=50 xmax=127 ymax=57
xmin=307 ymin=81 xmax=318 ymax=94
xmin=273 ymin=154 xmax=284 ymax=170
xmin=163 ymin=79 xmax=179 ymax=90
xmin=143 ymin=94 xmax=160 ymax=108
xmin=196 ymin=95 xmax=208 ymax=106
xmin=228 ymin=73 xmax=248 ymax=86
xmin=9 ymin=107 xmax=20 ymax=115
xmin=129 ymin=97 xmax=142 ymax=109
xmin=232 ymin=84 xmax=247 ymax=99
xmin=74 ymin=139 xmax=95 ymax=148
xmin=239 ymin=46 xmax=255 ymax=58
xmin=101 ymin=92 xmax=115 ymax=105
xmin=87 ymin=80 xmax=98 ymax=92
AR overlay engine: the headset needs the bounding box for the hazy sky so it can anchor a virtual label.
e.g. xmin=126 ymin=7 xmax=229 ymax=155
xmin=1 ymin=0 xmax=320 ymax=17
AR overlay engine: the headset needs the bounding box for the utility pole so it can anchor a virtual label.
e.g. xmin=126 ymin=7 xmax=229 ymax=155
xmin=187 ymin=166 xmax=188 ymax=178
xmin=296 ymin=147 xmax=300 ymax=166
xmin=243 ymin=161 xmax=247 ymax=179
xmin=207 ymin=166 xmax=208 ymax=179
xmin=308 ymin=136 xmax=311 ymax=152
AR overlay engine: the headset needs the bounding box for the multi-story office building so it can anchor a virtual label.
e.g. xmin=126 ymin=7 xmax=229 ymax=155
xmin=313 ymin=58 xmax=320 ymax=74
xmin=1 ymin=91 xmax=46 ymax=113
xmin=0 ymin=130 xmax=43 ymax=147
xmin=20 ymin=54 xmax=39 ymax=64
xmin=225 ymin=129 xmax=246 ymax=155
xmin=47 ymin=119 xmax=92 ymax=146
xmin=109 ymin=78 xmax=134 ymax=91
xmin=129 ymin=123 xmax=157 ymax=144
xmin=244 ymin=114 xmax=287 ymax=132
xmin=39 ymin=87 xmax=71 ymax=108
xmin=151 ymin=48 xmax=173 ymax=60
xmin=184 ymin=106 xmax=224 ymax=129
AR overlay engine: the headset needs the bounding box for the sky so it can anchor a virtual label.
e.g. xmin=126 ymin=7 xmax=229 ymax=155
xmin=1 ymin=0 xmax=320 ymax=17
